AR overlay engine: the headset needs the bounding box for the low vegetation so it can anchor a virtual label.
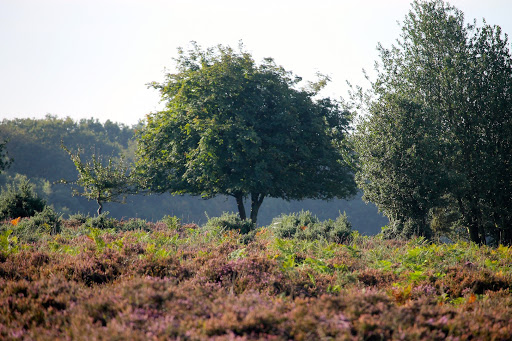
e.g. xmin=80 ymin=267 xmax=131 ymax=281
xmin=1 ymin=213 xmax=511 ymax=340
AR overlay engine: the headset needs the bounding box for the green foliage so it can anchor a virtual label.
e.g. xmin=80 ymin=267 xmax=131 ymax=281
xmin=352 ymin=0 xmax=512 ymax=244
xmin=67 ymin=212 xmax=89 ymax=225
xmin=0 ymin=115 xmax=132 ymax=183
xmin=0 ymin=139 xmax=12 ymax=175
xmin=61 ymin=144 xmax=137 ymax=215
xmin=0 ymin=206 xmax=62 ymax=244
xmin=272 ymin=211 xmax=352 ymax=243
xmin=204 ymin=212 xmax=255 ymax=234
xmin=161 ymin=215 xmax=181 ymax=230
xmin=83 ymin=212 xmax=117 ymax=230
xmin=119 ymin=218 xmax=151 ymax=232
xmin=0 ymin=175 xmax=46 ymax=219
xmin=136 ymin=42 xmax=357 ymax=225
xmin=14 ymin=206 xmax=62 ymax=241
xmin=0 ymin=229 xmax=18 ymax=254
xmin=88 ymin=227 xmax=107 ymax=251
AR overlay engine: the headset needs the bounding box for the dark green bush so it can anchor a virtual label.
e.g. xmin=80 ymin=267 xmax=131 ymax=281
xmin=13 ymin=206 xmax=62 ymax=242
xmin=0 ymin=177 xmax=46 ymax=219
xmin=68 ymin=213 xmax=89 ymax=225
xmin=271 ymin=210 xmax=319 ymax=238
xmin=84 ymin=212 xmax=117 ymax=230
xmin=272 ymin=211 xmax=352 ymax=243
xmin=204 ymin=212 xmax=255 ymax=234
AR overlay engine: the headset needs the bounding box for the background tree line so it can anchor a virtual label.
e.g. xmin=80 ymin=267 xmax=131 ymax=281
xmin=0 ymin=115 xmax=387 ymax=233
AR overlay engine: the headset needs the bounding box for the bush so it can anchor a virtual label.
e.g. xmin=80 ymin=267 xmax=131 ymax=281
xmin=14 ymin=206 xmax=62 ymax=242
xmin=68 ymin=213 xmax=89 ymax=225
xmin=119 ymin=218 xmax=151 ymax=232
xmin=272 ymin=211 xmax=352 ymax=243
xmin=84 ymin=212 xmax=117 ymax=230
xmin=204 ymin=212 xmax=255 ymax=234
xmin=162 ymin=215 xmax=181 ymax=230
xmin=0 ymin=177 xmax=46 ymax=219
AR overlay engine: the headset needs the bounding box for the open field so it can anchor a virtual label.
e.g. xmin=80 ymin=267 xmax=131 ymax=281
xmin=1 ymin=217 xmax=512 ymax=340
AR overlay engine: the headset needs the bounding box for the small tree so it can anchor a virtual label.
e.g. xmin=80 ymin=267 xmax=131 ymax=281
xmin=61 ymin=144 xmax=137 ymax=215
xmin=136 ymin=43 xmax=357 ymax=225
xmin=0 ymin=176 xmax=46 ymax=220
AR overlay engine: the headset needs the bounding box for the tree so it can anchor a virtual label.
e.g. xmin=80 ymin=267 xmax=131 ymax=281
xmin=353 ymin=96 xmax=449 ymax=239
xmin=0 ymin=139 xmax=12 ymax=175
xmin=61 ymin=145 xmax=136 ymax=215
xmin=136 ymin=43 xmax=357 ymax=225
xmin=352 ymin=0 xmax=512 ymax=243
xmin=0 ymin=175 xmax=46 ymax=220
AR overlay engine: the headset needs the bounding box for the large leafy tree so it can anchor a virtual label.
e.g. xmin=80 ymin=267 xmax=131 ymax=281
xmin=136 ymin=43 xmax=356 ymax=225
xmin=353 ymin=0 xmax=512 ymax=243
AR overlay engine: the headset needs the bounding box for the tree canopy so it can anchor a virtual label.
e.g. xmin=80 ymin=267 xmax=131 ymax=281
xmin=352 ymin=0 xmax=512 ymax=244
xmin=136 ymin=43 xmax=357 ymax=224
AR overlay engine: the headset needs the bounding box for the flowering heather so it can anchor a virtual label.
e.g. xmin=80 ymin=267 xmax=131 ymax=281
xmin=1 ymin=218 xmax=512 ymax=340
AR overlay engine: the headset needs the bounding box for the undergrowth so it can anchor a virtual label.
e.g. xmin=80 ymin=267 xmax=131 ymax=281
xmin=1 ymin=213 xmax=511 ymax=340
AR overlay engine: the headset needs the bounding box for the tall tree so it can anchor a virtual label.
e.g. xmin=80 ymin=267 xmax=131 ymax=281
xmin=353 ymin=0 xmax=512 ymax=243
xmin=136 ymin=43 xmax=357 ymax=225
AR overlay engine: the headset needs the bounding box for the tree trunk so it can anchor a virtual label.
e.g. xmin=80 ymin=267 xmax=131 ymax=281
xmin=97 ymin=200 xmax=103 ymax=216
xmin=234 ymin=192 xmax=247 ymax=221
xmin=468 ymin=222 xmax=482 ymax=244
xmin=250 ymin=193 xmax=265 ymax=226
xmin=468 ymin=206 xmax=485 ymax=245
xmin=502 ymin=225 xmax=512 ymax=246
xmin=458 ymin=196 xmax=484 ymax=244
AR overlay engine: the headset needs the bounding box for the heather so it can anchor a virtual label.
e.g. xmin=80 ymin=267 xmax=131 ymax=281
xmin=1 ymin=215 xmax=512 ymax=340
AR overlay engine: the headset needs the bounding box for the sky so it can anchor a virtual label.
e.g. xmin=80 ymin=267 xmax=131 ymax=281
xmin=1 ymin=0 xmax=511 ymax=126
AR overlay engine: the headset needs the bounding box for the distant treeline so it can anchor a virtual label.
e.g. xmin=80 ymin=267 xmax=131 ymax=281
xmin=0 ymin=116 xmax=388 ymax=233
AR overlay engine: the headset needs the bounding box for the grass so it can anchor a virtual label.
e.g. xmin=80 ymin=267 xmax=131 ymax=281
xmin=1 ymin=215 xmax=511 ymax=340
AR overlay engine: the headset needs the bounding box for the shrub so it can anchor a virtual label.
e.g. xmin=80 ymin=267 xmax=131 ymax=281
xmin=271 ymin=210 xmax=320 ymax=238
xmin=204 ymin=212 xmax=255 ymax=234
xmin=324 ymin=214 xmax=353 ymax=244
xmin=119 ymin=218 xmax=151 ymax=232
xmin=272 ymin=211 xmax=352 ymax=243
xmin=162 ymin=215 xmax=181 ymax=230
xmin=14 ymin=206 xmax=62 ymax=242
xmin=0 ymin=177 xmax=46 ymax=220
xmin=68 ymin=213 xmax=89 ymax=225
xmin=83 ymin=212 xmax=117 ymax=230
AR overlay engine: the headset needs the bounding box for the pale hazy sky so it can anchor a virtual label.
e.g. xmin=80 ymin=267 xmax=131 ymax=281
xmin=1 ymin=0 xmax=511 ymax=126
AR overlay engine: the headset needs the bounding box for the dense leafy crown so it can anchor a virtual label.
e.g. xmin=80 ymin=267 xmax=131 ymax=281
xmin=352 ymin=0 xmax=512 ymax=243
xmin=136 ymin=43 xmax=356 ymax=222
